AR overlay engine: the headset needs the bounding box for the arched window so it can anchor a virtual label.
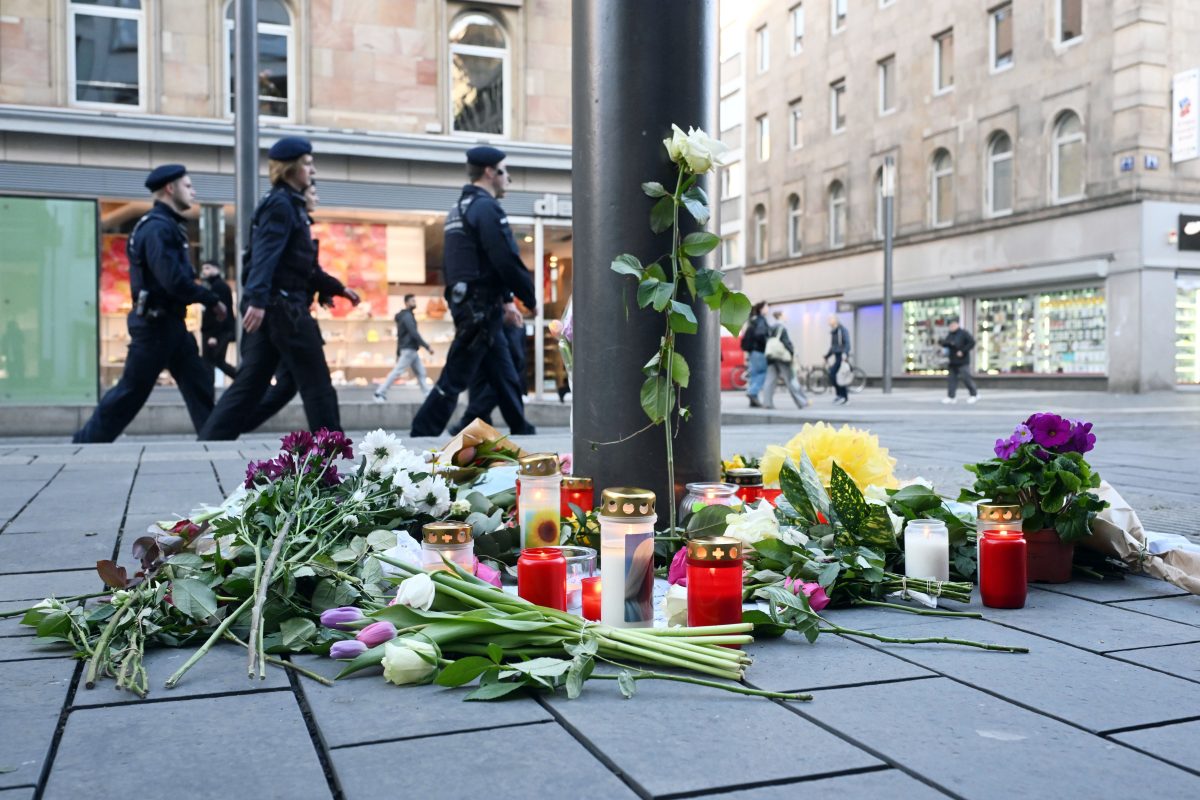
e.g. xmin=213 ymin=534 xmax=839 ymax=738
xmin=986 ymin=132 xmax=1014 ymax=216
xmin=450 ymin=13 xmax=509 ymax=136
xmin=873 ymin=167 xmax=885 ymax=240
xmin=224 ymin=0 xmax=294 ymax=120
xmin=1052 ymin=111 xmax=1085 ymax=203
xmin=828 ymin=181 xmax=846 ymax=248
xmin=787 ymin=193 xmax=803 ymax=256
xmin=69 ymin=0 xmax=145 ymax=108
xmin=930 ymin=148 xmax=954 ymax=227
xmin=753 ymin=204 xmax=768 ymax=264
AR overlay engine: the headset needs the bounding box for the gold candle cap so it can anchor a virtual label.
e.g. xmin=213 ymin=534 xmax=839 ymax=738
xmin=422 ymin=521 xmax=473 ymax=545
xmin=724 ymin=468 xmax=763 ymax=487
xmin=518 ymin=453 xmax=561 ymax=477
xmin=562 ymin=475 xmax=593 ymax=490
xmin=687 ymin=536 xmax=743 ymax=561
xmin=977 ymin=503 xmax=1022 ymax=522
xmin=599 ymin=487 xmax=656 ymax=518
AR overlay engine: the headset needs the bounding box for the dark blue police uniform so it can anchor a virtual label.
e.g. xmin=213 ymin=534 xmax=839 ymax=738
xmin=73 ymin=198 xmax=220 ymax=443
xmin=449 ymin=313 xmax=527 ymax=434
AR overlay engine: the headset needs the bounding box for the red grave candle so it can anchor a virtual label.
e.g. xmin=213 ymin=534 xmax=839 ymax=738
xmin=979 ymin=529 xmax=1027 ymax=609
xmin=561 ymin=476 xmax=595 ymax=519
xmin=725 ymin=468 xmax=765 ymax=505
xmin=762 ymin=488 xmax=783 ymax=507
xmin=686 ymin=536 xmax=744 ymax=635
xmin=517 ymin=547 xmax=567 ymax=611
xmin=581 ymin=576 xmax=602 ymax=621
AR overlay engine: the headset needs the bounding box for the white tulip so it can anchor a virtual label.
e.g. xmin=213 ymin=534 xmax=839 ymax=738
xmin=394 ymin=572 xmax=436 ymax=611
xmin=381 ymin=638 xmax=438 ymax=686
xmin=723 ymin=500 xmax=782 ymax=546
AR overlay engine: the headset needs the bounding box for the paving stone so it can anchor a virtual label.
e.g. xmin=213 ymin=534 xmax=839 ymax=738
xmin=294 ymin=655 xmax=551 ymax=748
xmin=743 ymin=630 xmax=934 ymax=693
xmin=0 ymin=464 xmax=60 ymax=483
xmin=709 ymin=768 xmax=951 ymax=799
xmin=0 ymin=633 xmax=72 ymax=662
xmin=331 ymin=721 xmax=638 ymax=800
xmin=71 ymin=643 xmax=290 ymax=705
xmin=0 ymin=569 xmax=100 ymax=603
xmin=0 ymin=602 xmax=34 ymax=638
xmin=1110 ymin=596 xmax=1200 ymax=627
xmin=1034 ymin=575 xmax=1191 ymax=603
xmin=543 ymin=672 xmax=880 ymax=797
xmin=1106 ymin=643 xmax=1200 ymax=682
xmin=0 ymin=529 xmax=119 ymax=572
xmin=1112 ymin=720 xmax=1200 ymax=773
xmin=0 ymin=483 xmax=49 ymax=525
xmin=43 ymin=692 xmax=328 ymax=800
xmin=800 ymin=678 xmax=1200 ymax=799
xmin=0 ymin=788 xmax=35 ymax=799
xmin=0 ymin=658 xmax=75 ymax=789
xmin=126 ymin=471 xmax=221 ymax=514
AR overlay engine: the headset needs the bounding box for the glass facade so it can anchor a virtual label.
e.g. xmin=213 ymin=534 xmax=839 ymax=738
xmin=1176 ymin=276 xmax=1200 ymax=385
xmin=976 ymin=295 xmax=1035 ymax=374
xmin=1035 ymin=287 xmax=1105 ymax=374
xmin=903 ymin=296 xmax=961 ymax=374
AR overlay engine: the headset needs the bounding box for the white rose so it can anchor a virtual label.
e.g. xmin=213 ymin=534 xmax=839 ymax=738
xmin=663 ymin=583 xmax=689 ymax=628
xmin=680 ymin=126 xmax=730 ymax=174
xmin=381 ymin=638 xmax=439 ymax=686
xmin=662 ymin=123 xmax=688 ymax=163
xmin=394 ymin=572 xmax=436 ymax=611
xmin=723 ymin=500 xmax=781 ymax=546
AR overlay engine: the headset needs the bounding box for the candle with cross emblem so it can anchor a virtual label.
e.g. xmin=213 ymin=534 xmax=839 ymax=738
xmin=686 ymin=536 xmax=744 ymax=633
xmin=599 ymin=487 xmax=657 ymax=628
xmin=420 ymin=521 xmax=475 ymax=573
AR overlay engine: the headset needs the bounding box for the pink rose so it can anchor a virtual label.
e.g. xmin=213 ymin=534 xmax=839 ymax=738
xmin=474 ymin=560 xmax=503 ymax=588
xmin=784 ymin=577 xmax=831 ymax=612
xmin=560 ymin=453 xmax=573 ymax=475
xmin=667 ymin=547 xmax=688 ymax=586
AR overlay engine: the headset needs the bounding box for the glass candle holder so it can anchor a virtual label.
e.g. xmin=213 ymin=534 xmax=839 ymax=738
xmin=517 ymin=547 xmax=567 ymax=610
xmin=548 ymin=545 xmax=596 ymax=612
xmin=904 ymin=519 xmax=949 ymax=581
xmin=678 ymin=482 xmax=740 ymax=527
xmin=421 ymin=521 xmax=475 ymax=574
xmin=518 ymin=453 xmax=561 ymax=550
xmin=686 ymin=536 xmax=744 ymax=633
xmin=561 ymin=475 xmax=595 ymax=519
xmin=581 ymin=576 xmax=602 ymax=621
xmin=599 ymin=487 xmax=657 ymax=629
xmin=979 ymin=529 xmax=1027 ymax=608
xmin=724 ymin=468 xmax=765 ymax=505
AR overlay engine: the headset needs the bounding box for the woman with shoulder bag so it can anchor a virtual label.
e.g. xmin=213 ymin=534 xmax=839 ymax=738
xmin=825 ymin=315 xmax=852 ymax=405
xmin=760 ymin=312 xmax=808 ymax=409
xmin=740 ymin=301 xmax=771 ymax=407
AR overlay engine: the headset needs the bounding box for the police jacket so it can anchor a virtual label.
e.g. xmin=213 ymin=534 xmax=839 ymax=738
xmin=242 ymin=184 xmax=317 ymax=308
xmin=127 ymin=201 xmax=218 ymax=320
xmin=395 ymin=308 xmax=429 ymax=353
xmin=201 ymin=277 xmax=235 ymax=338
xmin=443 ymin=185 xmax=536 ymax=310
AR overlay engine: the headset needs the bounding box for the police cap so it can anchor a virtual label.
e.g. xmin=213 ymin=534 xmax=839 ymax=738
xmin=268 ymin=136 xmax=313 ymax=161
xmin=466 ymin=145 xmax=506 ymax=167
xmin=144 ymin=164 xmax=187 ymax=192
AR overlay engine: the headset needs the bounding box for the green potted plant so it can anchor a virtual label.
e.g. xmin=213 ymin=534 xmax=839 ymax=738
xmin=960 ymin=413 xmax=1107 ymax=582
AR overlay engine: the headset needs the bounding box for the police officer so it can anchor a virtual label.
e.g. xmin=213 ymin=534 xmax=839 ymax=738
xmin=73 ymin=165 xmax=227 ymax=443
xmin=198 ymin=136 xmax=342 ymax=439
xmin=447 ymin=299 xmax=527 ymax=435
xmin=410 ymin=146 xmax=537 ymax=437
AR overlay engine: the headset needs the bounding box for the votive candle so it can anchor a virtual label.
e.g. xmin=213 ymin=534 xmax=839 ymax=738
xmin=904 ymin=519 xmax=949 ymax=581
xmin=561 ymin=475 xmax=595 ymax=519
xmin=979 ymin=529 xmax=1027 ymax=608
xmin=725 ymin=468 xmax=765 ymax=505
xmin=599 ymin=487 xmax=656 ymax=629
xmin=581 ymin=577 xmax=601 ymax=621
xmin=420 ymin=521 xmax=475 ymax=573
xmin=518 ymin=453 xmax=561 ymax=550
xmin=517 ymin=547 xmax=567 ymax=611
xmin=686 ymin=536 xmax=744 ymax=634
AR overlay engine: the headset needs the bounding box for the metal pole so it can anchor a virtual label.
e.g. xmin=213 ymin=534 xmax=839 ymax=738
xmin=533 ymin=217 xmax=545 ymax=400
xmin=882 ymin=156 xmax=895 ymax=394
xmin=233 ymin=0 xmax=258 ymax=352
xmin=572 ymin=0 xmax=719 ymax=510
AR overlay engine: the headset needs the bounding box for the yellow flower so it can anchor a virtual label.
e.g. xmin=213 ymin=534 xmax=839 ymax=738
xmin=760 ymin=422 xmax=897 ymax=491
xmin=721 ymin=455 xmax=746 ymax=473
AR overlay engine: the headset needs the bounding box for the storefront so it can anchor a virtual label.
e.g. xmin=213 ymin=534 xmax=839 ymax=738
xmin=1178 ymin=274 xmax=1200 ymax=385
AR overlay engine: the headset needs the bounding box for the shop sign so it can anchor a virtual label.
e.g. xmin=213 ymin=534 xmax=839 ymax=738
xmin=1172 ymin=69 xmax=1200 ymax=163
xmin=1180 ymin=215 xmax=1200 ymax=252
xmin=533 ymin=193 xmax=573 ymax=218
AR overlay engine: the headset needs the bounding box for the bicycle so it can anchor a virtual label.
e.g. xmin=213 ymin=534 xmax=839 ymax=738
xmin=805 ymin=360 xmax=868 ymax=394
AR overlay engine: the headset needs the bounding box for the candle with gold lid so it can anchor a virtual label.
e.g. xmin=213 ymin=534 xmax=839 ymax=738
xmin=976 ymin=502 xmax=1022 ymax=560
xmin=724 ymin=468 xmax=765 ymax=505
xmin=599 ymin=487 xmax=656 ymax=629
xmin=686 ymin=536 xmax=744 ymax=631
xmin=421 ymin=521 xmax=475 ymax=573
xmin=561 ymin=475 xmax=595 ymax=518
xmin=518 ymin=453 xmax=562 ymax=550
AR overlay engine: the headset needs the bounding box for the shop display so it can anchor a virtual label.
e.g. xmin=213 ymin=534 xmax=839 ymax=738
xmin=903 ymin=297 xmax=961 ymax=374
xmin=975 ymin=295 xmax=1035 ymax=374
xmin=1177 ymin=276 xmax=1200 ymax=384
xmin=1035 ymin=288 xmax=1106 ymax=374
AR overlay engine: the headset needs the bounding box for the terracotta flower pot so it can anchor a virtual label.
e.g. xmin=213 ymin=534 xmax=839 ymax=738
xmin=1025 ymin=528 xmax=1074 ymax=583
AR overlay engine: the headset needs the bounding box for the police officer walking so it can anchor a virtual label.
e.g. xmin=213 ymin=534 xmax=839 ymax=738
xmin=199 ymin=136 xmax=342 ymax=439
xmin=410 ymin=146 xmax=537 ymax=437
xmin=73 ymin=165 xmax=227 ymax=443
xmin=200 ymin=261 xmax=237 ymax=380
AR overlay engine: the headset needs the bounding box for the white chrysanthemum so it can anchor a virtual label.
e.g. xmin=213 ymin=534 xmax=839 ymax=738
xmin=361 ymin=429 xmax=404 ymax=472
xmin=382 ymin=448 xmax=427 ymax=479
xmin=449 ymin=498 xmax=471 ymax=517
xmin=407 ymin=475 xmax=451 ymax=517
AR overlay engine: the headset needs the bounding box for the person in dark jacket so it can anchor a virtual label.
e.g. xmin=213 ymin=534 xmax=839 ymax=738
xmin=74 ymin=165 xmax=227 ymax=443
xmin=199 ymin=136 xmax=343 ymax=440
xmin=409 ymin=145 xmax=537 ymax=437
xmin=200 ymin=262 xmax=237 ymax=380
xmin=939 ymin=318 xmax=979 ymax=404
xmin=741 ymin=301 xmax=770 ymax=407
xmin=375 ymin=294 xmax=433 ymax=401
xmin=825 ymin=315 xmax=852 ymax=404
xmin=446 ymin=301 xmax=527 ymax=435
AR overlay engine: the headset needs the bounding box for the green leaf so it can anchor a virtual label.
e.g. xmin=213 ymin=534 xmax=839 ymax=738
xmin=685 ymin=503 xmax=736 ymax=536
xmin=668 ymin=301 xmax=698 ymax=334
xmin=636 ymin=275 xmax=674 ymax=312
xmin=669 ymin=352 xmax=691 ymax=388
xmin=280 ymin=617 xmax=317 ymax=649
xmin=435 ymin=656 xmax=496 ymax=687
xmin=564 ymin=636 xmax=599 ymax=659
xmin=719 ymin=291 xmax=751 ymax=336
xmin=170 ymin=577 xmax=217 ymax=621
xmin=681 ymin=231 xmax=721 ymax=257
xmin=610 ymin=253 xmax=644 ymax=278
xmin=464 ymin=680 xmax=528 ymax=701
xmin=681 ymin=186 xmax=710 ymax=225
xmin=486 ymin=643 xmax=504 ymax=664
xmin=367 ymin=529 xmax=397 ymax=550
xmin=779 ymin=461 xmax=816 ymax=526
xmin=311 ymin=579 xmax=360 ymax=614
xmin=650 ymin=195 xmax=675 ymax=233
xmin=829 ymin=462 xmax=869 ymax=537
xmin=642 ymin=181 xmax=668 ymax=198
xmin=640 ymin=374 xmax=672 ymax=423
xmin=617 ymin=670 xmax=638 ymax=699
xmin=506 ymin=657 xmax=573 ymax=679
xmin=695 ymin=268 xmax=725 ymax=300
xmin=566 ymin=654 xmax=595 ymax=699
xmin=794 ymin=453 xmax=835 ymax=525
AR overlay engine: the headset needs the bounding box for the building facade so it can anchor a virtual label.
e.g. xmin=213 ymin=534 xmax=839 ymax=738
xmin=0 ymin=0 xmax=574 ymax=404
xmin=733 ymin=0 xmax=1200 ymax=391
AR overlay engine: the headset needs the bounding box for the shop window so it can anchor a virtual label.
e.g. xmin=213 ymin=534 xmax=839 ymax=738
xmin=1052 ymin=111 xmax=1085 ymax=204
xmin=450 ymin=12 xmax=509 ymax=136
xmin=903 ymin=297 xmax=962 ymax=374
xmin=1177 ymin=276 xmax=1200 ymax=384
xmin=787 ymin=193 xmax=803 ymax=256
xmin=990 ymin=3 xmax=1013 ymax=72
xmin=930 ymin=148 xmax=954 ymax=228
xmin=753 ymin=204 xmax=768 ymax=264
xmin=986 ymin=131 xmax=1014 ymax=216
xmin=827 ymin=181 xmax=846 ymax=248
xmin=224 ymin=0 xmax=294 ymax=120
xmin=1036 ymin=288 xmax=1105 ymax=374
xmin=1058 ymin=0 xmax=1082 ymax=45
xmin=933 ymin=29 xmax=953 ymax=93
xmin=69 ymin=0 xmax=145 ymax=108
xmin=976 ymin=295 xmax=1035 ymax=374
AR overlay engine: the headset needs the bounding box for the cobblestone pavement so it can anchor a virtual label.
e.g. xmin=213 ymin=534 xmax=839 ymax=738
xmin=1 ymin=389 xmax=1198 ymax=799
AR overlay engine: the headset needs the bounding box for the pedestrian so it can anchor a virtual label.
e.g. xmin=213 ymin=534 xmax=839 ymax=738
xmin=409 ymin=145 xmax=538 ymax=437
xmin=240 ymin=181 xmax=361 ymax=433
xmin=741 ymin=301 xmax=770 ymax=407
xmin=199 ymin=136 xmax=343 ymax=440
xmin=200 ymin=262 xmax=237 ymax=381
xmin=759 ymin=311 xmax=807 ymax=410
xmin=939 ymin=318 xmax=979 ymax=404
xmin=825 ymin=314 xmax=852 ymax=405
xmin=375 ymin=293 xmax=434 ymax=402
xmin=73 ymin=165 xmax=227 ymax=443
xmin=446 ymin=301 xmax=527 ymax=435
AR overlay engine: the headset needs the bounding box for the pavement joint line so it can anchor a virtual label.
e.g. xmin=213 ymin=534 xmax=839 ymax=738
xmin=1099 ymin=638 xmax=1200 ymax=655
xmin=1099 ymin=713 xmax=1200 ymax=738
xmin=743 ymin=672 xmax=940 ymax=696
xmin=107 ymin=447 xmax=145 ymax=566
xmin=1100 ymin=738 xmax=1200 ymax=780
xmin=1099 ymin=593 xmax=1196 ymax=605
xmin=0 ymin=567 xmax=99 ymax=577
xmin=1099 ymin=651 xmax=1200 ymax=686
xmin=286 ymin=661 xmax=343 ymax=800
xmin=208 ymin=457 xmax=229 ymax=496
xmin=651 ymin=764 xmax=895 ymax=800
xmin=532 ymin=692 xmax=654 ymax=800
xmin=326 ymin=718 xmax=556 ymax=751
xmin=0 ymin=463 xmax=64 ymax=534
xmin=1092 ymin=602 xmax=1200 ymax=629
xmin=68 ymin=685 xmax=293 ymax=711
xmin=963 ymin=611 xmax=1183 ymax=656
xmin=0 ymin=654 xmax=68 ymax=664
xmin=32 ymin=659 xmax=84 ymax=800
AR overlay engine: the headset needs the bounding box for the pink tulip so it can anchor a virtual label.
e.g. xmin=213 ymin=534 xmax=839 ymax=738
xmin=784 ymin=578 xmax=831 ymax=612
xmin=474 ymin=561 xmax=503 ymax=588
xmin=330 ymin=640 xmax=368 ymax=660
xmin=355 ymin=621 xmax=397 ymax=648
xmin=667 ymin=547 xmax=688 ymax=586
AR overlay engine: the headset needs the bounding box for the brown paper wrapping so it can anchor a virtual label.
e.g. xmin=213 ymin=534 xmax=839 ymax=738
xmin=437 ymin=418 xmax=528 ymax=468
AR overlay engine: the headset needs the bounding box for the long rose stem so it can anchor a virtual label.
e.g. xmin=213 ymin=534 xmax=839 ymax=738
xmin=852 ymin=599 xmax=983 ymax=618
xmin=165 ymin=596 xmax=253 ymax=689
xmin=84 ymin=601 xmax=127 ymax=689
xmin=826 ymin=625 xmax=1029 ymax=653
xmin=248 ymin=513 xmax=292 ymax=679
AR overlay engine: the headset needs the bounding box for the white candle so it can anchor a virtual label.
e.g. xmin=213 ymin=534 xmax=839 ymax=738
xmin=598 ymin=488 xmax=657 ymax=629
xmin=904 ymin=519 xmax=949 ymax=581
xmin=519 ymin=473 xmax=562 ymax=550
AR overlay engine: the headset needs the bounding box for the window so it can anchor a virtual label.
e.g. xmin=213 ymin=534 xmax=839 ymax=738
xmin=756 ymin=25 xmax=769 ymax=73
xmin=873 ymin=168 xmax=886 ymax=240
xmin=722 ymin=233 xmax=742 ymax=268
xmin=450 ymin=12 xmax=509 ymax=136
xmin=69 ymin=0 xmax=145 ymax=108
xmin=789 ymin=98 xmax=803 ymax=149
xmin=787 ymin=193 xmax=803 ymax=256
xmin=790 ymin=4 xmax=805 ymax=53
xmin=831 ymin=0 xmax=847 ymax=33
xmin=986 ymin=132 xmax=1014 ymax=216
xmin=828 ymin=182 xmax=846 ymax=248
xmin=719 ymin=91 xmax=743 ymax=132
xmin=990 ymin=4 xmax=1013 ymax=71
xmin=224 ymin=0 xmax=293 ymax=120
xmin=930 ymin=149 xmax=954 ymax=227
xmin=720 ymin=161 xmax=744 ymax=199
xmin=1058 ymin=0 xmax=1082 ymax=44
xmin=830 ymin=79 xmax=846 ymax=133
xmin=757 ymin=113 xmax=771 ymax=161
xmin=878 ymin=56 xmax=896 ymax=114
xmin=753 ymin=205 xmax=768 ymax=264
xmin=1052 ymin=111 xmax=1085 ymax=203
xmin=934 ymin=29 xmax=954 ymax=93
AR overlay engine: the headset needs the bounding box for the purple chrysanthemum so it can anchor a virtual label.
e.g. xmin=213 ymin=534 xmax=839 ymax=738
xmin=280 ymin=430 xmax=316 ymax=457
xmin=314 ymin=429 xmax=354 ymax=461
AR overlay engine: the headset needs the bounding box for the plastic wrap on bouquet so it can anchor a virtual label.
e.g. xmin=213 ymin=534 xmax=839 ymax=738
xmin=1083 ymin=482 xmax=1200 ymax=595
xmin=554 ymin=299 xmax=573 ymax=382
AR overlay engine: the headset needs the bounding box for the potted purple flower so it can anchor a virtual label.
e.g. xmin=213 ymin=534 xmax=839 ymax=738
xmin=960 ymin=413 xmax=1107 ymax=583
